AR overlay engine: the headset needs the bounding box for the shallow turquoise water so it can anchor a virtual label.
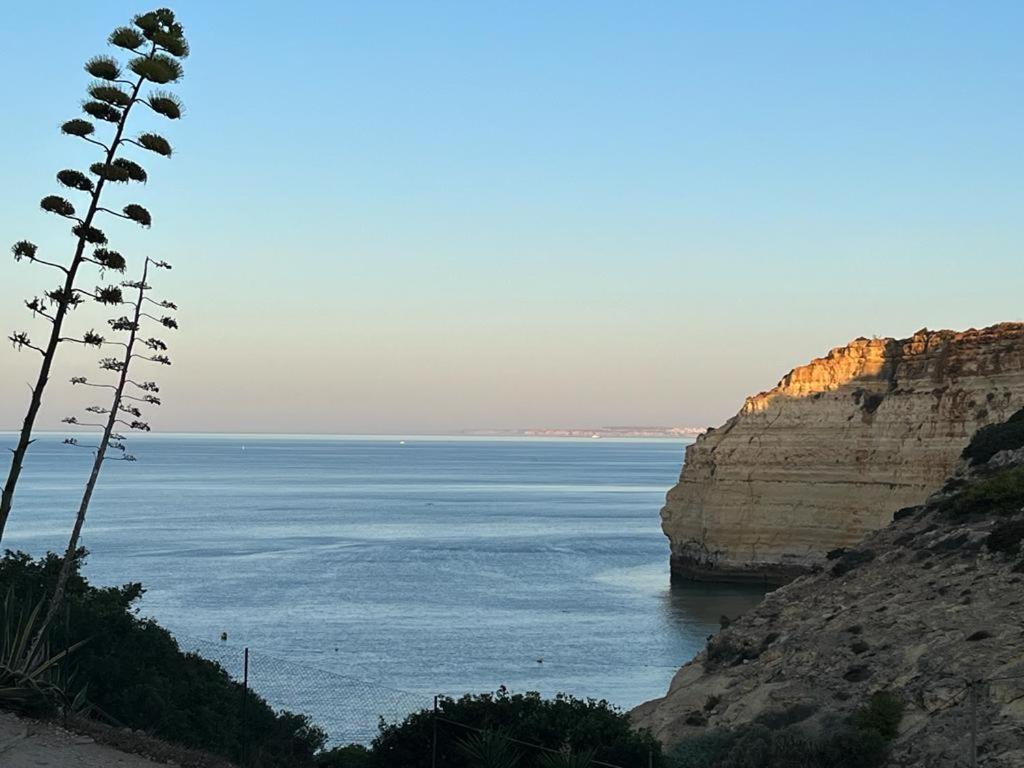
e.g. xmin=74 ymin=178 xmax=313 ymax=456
xmin=0 ymin=434 xmax=764 ymax=741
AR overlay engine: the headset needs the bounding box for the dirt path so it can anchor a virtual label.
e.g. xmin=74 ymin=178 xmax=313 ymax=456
xmin=0 ymin=711 xmax=166 ymax=767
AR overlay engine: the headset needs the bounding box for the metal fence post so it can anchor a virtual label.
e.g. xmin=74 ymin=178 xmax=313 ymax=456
xmin=62 ymin=602 xmax=70 ymax=728
xmin=432 ymin=694 xmax=439 ymax=768
xmin=241 ymin=647 xmax=250 ymax=767
xmin=969 ymin=680 xmax=978 ymax=768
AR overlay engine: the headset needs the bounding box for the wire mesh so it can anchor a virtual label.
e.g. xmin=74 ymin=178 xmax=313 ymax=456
xmin=175 ymin=634 xmax=433 ymax=745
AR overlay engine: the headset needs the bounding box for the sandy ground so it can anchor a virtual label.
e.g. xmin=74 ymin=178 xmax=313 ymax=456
xmin=0 ymin=710 xmax=165 ymax=767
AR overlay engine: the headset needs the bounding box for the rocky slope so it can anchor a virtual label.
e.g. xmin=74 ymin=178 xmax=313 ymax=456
xmin=634 ymin=417 xmax=1024 ymax=766
xmin=663 ymin=323 xmax=1024 ymax=583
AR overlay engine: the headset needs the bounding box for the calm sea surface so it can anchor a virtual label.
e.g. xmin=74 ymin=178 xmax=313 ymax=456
xmin=0 ymin=434 xmax=764 ymax=741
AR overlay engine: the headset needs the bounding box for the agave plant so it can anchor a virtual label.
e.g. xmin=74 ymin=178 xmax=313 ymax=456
xmin=0 ymin=589 xmax=86 ymax=714
xmin=456 ymin=729 xmax=522 ymax=768
xmin=539 ymin=748 xmax=597 ymax=768
xmin=1 ymin=8 xmax=189 ymax=544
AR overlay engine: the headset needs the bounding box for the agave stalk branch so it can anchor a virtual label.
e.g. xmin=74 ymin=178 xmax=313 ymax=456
xmin=27 ymin=260 xmax=151 ymax=660
xmin=0 ymin=45 xmax=157 ymax=543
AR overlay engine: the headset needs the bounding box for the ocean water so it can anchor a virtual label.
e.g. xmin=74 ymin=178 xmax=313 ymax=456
xmin=0 ymin=434 xmax=764 ymax=742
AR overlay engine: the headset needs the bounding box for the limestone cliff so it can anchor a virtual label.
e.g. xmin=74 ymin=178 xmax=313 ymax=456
xmin=635 ymin=432 xmax=1024 ymax=766
xmin=663 ymin=323 xmax=1024 ymax=583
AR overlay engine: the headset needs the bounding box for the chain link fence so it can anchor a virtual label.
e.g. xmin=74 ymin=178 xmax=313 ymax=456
xmin=31 ymin=601 xmax=1024 ymax=767
xmin=174 ymin=634 xmax=434 ymax=746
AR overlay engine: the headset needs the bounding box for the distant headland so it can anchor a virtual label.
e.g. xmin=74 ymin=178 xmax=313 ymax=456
xmin=460 ymin=426 xmax=707 ymax=439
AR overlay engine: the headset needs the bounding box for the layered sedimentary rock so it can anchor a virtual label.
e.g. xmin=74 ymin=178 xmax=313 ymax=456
xmin=663 ymin=323 xmax=1024 ymax=583
xmin=633 ymin=443 xmax=1024 ymax=766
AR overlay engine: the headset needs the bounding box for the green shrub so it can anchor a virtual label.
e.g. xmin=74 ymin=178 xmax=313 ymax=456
xmin=962 ymin=409 xmax=1024 ymax=465
xmin=753 ymin=703 xmax=817 ymax=730
xmin=939 ymin=466 xmax=1024 ymax=518
xmin=851 ymin=691 xmax=904 ymax=741
xmin=0 ymin=551 xmax=325 ymax=767
xmin=663 ymin=728 xmax=737 ymax=768
xmin=370 ymin=688 xmax=661 ymax=768
xmin=667 ymin=692 xmax=902 ymax=768
xmin=704 ymin=634 xmax=762 ymax=669
xmin=315 ymin=744 xmax=373 ymax=767
xmin=986 ymin=519 xmax=1024 ymax=554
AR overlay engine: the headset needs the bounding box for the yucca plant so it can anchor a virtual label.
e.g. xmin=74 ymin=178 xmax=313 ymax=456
xmin=0 ymin=8 xmax=188 ymax=544
xmin=0 ymin=588 xmax=86 ymax=714
xmin=457 ymin=729 xmax=523 ymax=768
xmin=26 ymin=257 xmax=177 ymax=659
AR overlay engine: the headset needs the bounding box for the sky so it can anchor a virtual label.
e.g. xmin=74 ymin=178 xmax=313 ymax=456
xmin=0 ymin=1 xmax=1022 ymax=434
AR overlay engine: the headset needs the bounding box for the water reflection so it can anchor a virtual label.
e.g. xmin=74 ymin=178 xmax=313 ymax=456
xmin=659 ymin=580 xmax=768 ymax=658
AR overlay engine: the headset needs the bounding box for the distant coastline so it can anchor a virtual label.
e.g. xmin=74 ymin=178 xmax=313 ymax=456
xmin=461 ymin=426 xmax=708 ymax=439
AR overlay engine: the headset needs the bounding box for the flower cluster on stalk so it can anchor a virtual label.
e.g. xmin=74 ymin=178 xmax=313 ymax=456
xmin=62 ymin=258 xmax=177 ymax=463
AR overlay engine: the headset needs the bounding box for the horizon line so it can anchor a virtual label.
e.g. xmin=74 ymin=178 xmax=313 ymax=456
xmin=0 ymin=428 xmax=698 ymax=441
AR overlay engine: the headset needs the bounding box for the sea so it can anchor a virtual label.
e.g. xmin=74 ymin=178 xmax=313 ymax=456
xmin=0 ymin=433 xmax=765 ymax=742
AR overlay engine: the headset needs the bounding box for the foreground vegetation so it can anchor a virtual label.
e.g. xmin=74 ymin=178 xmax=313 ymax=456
xmin=0 ymin=551 xmax=662 ymax=767
xmin=668 ymin=692 xmax=903 ymax=768
xmin=1 ymin=548 xmax=905 ymax=768
xmin=0 ymin=550 xmax=328 ymax=767
xmin=368 ymin=688 xmax=661 ymax=768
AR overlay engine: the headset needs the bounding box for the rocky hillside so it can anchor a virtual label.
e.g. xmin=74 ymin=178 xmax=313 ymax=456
xmin=634 ymin=411 xmax=1024 ymax=766
xmin=663 ymin=323 xmax=1024 ymax=583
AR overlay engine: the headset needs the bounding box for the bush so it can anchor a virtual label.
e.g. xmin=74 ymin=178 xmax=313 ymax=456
xmin=315 ymin=744 xmax=373 ymax=767
xmin=938 ymin=466 xmax=1024 ymax=518
xmin=667 ymin=692 xmax=902 ymax=768
xmin=850 ymin=691 xmax=903 ymax=741
xmin=704 ymin=634 xmax=761 ymax=669
xmin=0 ymin=551 xmax=325 ymax=767
xmin=830 ymin=549 xmax=876 ymax=577
xmin=986 ymin=519 xmax=1024 ymax=555
xmin=962 ymin=408 xmax=1024 ymax=465
xmin=370 ymin=687 xmax=661 ymax=768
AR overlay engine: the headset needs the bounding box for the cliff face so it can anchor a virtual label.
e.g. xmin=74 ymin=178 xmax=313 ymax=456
xmin=663 ymin=323 xmax=1024 ymax=583
xmin=635 ymin=438 xmax=1024 ymax=766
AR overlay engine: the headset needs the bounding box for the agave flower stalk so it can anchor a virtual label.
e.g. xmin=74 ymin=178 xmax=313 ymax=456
xmin=27 ymin=257 xmax=176 ymax=659
xmin=1 ymin=9 xmax=188 ymax=544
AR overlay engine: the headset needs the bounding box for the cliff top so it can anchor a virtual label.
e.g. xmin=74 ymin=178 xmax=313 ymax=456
xmin=743 ymin=322 xmax=1024 ymax=414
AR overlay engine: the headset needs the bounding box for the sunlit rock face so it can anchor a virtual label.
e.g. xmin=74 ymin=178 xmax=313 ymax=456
xmin=662 ymin=323 xmax=1024 ymax=583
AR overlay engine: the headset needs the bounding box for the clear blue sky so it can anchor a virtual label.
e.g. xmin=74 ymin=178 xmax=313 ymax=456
xmin=1 ymin=2 xmax=1022 ymax=433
